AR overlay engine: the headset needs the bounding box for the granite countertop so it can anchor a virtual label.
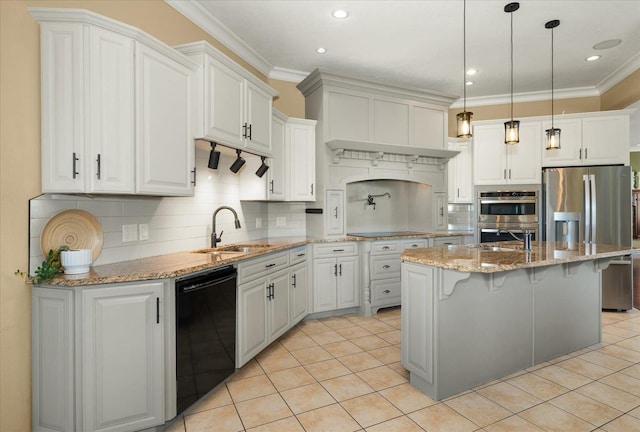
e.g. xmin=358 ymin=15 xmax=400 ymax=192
xmin=38 ymin=231 xmax=472 ymax=287
xmin=401 ymin=241 xmax=634 ymax=274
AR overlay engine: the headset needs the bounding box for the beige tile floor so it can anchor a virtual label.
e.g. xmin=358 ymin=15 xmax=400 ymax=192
xmin=166 ymin=307 xmax=640 ymax=432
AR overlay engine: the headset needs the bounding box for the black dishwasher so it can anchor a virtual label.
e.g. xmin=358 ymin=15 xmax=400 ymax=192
xmin=175 ymin=265 xmax=236 ymax=414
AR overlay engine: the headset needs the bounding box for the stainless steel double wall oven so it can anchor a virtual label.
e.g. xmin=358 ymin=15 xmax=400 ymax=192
xmin=478 ymin=191 xmax=539 ymax=243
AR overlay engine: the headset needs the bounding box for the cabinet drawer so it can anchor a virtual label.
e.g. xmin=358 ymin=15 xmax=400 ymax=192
xmin=238 ymin=251 xmax=288 ymax=283
xmin=371 ymin=278 xmax=401 ymax=303
xmin=313 ymin=242 xmax=358 ymax=258
xmin=371 ymin=240 xmax=400 ymax=255
xmin=401 ymin=239 xmax=428 ymax=250
xmin=370 ymin=256 xmax=401 ymax=280
xmin=289 ymin=245 xmax=308 ymax=265
xmin=433 ymin=236 xmax=462 ymax=246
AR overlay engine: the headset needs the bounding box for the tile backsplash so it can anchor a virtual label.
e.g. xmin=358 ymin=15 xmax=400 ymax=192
xmin=447 ymin=203 xmax=474 ymax=232
xmin=29 ymin=144 xmax=306 ymax=274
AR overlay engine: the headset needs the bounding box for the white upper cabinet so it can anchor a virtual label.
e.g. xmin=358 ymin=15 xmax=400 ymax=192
xmin=266 ymin=110 xmax=287 ymax=201
xmin=175 ymin=41 xmax=278 ymax=157
xmin=473 ymin=121 xmax=542 ymax=185
xmin=542 ymin=111 xmax=631 ymax=168
xmin=32 ymin=8 xmax=197 ymax=196
xmin=287 ymin=118 xmax=316 ymax=201
xmin=448 ymin=139 xmax=473 ymax=203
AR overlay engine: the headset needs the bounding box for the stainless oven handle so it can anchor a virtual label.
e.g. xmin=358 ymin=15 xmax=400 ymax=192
xmin=479 ymin=199 xmax=537 ymax=205
xmin=181 ymin=274 xmax=237 ymax=293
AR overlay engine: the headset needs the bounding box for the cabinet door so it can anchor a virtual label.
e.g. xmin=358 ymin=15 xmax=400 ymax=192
xmin=40 ymin=23 xmax=86 ymax=193
xmin=507 ymin=121 xmax=542 ymax=184
xmin=87 ymin=26 xmax=135 ymax=194
xmin=541 ymin=118 xmax=583 ymax=167
xmin=135 ymin=43 xmax=195 ymax=196
xmin=582 ymin=115 xmax=630 ymax=165
xmin=313 ymin=258 xmax=338 ymax=312
xmin=204 ymin=57 xmax=244 ymax=147
xmin=327 ymin=90 xmax=370 ymax=142
xmin=412 ymin=104 xmax=446 ymax=149
xmin=288 ymin=121 xmax=316 ymax=201
xmin=80 ymin=282 xmax=164 ymax=432
xmin=337 ymin=256 xmax=360 ymax=309
xmin=448 ymin=140 xmax=473 ymax=203
xmin=373 ymin=98 xmax=409 ymax=146
xmin=238 ymin=278 xmax=269 ymax=367
xmin=434 ymin=192 xmax=447 ymax=231
xmin=268 ymin=269 xmax=291 ymax=341
xmin=245 ymin=81 xmax=273 ymax=155
xmin=326 ymin=189 xmax=345 ymax=235
xmin=473 ymin=124 xmax=507 ymax=185
xmin=290 ymin=262 xmax=308 ymax=324
xmin=447 ymin=141 xmax=458 ymax=202
xmin=268 ymin=113 xmax=286 ymax=200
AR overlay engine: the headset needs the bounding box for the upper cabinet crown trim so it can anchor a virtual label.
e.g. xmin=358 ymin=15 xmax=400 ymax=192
xmin=29 ymin=7 xmax=198 ymax=70
xmin=297 ymin=68 xmax=457 ymax=108
xmin=471 ymin=109 xmax=636 ymax=126
xmin=174 ymin=41 xmax=278 ymax=97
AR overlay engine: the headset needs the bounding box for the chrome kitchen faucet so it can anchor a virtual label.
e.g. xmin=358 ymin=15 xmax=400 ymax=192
xmin=211 ymin=206 xmax=241 ymax=248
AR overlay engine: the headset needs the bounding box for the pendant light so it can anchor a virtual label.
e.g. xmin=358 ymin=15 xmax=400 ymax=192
xmin=504 ymin=2 xmax=520 ymax=145
xmin=456 ymin=0 xmax=473 ymax=138
xmin=545 ymin=19 xmax=561 ymax=150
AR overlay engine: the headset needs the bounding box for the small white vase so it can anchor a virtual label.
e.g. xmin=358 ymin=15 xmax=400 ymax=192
xmin=61 ymin=249 xmax=92 ymax=274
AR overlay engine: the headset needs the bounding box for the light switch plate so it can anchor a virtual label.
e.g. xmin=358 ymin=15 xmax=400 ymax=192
xmin=139 ymin=224 xmax=149 ymax=241
xmin=122 ymin=224 xmax=138 ymax=243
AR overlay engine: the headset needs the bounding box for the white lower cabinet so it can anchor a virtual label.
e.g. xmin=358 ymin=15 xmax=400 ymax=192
xmin=312 ymin=243 xmax=360 ymax=312
xmin=290 ymin=261 xmax=309 ymax=324
xmin=32 ymin=281 xmax=166 ymax=432
xmin=326 ymin=189 xmax=345 ymax=236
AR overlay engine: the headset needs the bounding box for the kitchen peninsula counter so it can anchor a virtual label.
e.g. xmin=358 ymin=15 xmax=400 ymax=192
xmin=400 ymin=241 xmax=633 ymax=401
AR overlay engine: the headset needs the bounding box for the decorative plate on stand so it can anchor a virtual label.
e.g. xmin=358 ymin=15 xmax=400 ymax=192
xmin=40 ymin=209 xmax=104 ymax=262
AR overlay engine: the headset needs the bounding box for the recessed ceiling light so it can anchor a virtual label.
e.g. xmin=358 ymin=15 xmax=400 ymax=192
xmin=466 ymin=81 xmax=474 ymax=86
xmin=316 ymin=47 xmax=327 ymax=54
xmin=593 ymin=39 xmax=621 ymax=50
xmin=332 ymin=10 xmax=349 ymax=19
xmin=586 ymin=55 xmax=601 ymax=62
xmin=466 ymin=68 xmax=477 ymax=75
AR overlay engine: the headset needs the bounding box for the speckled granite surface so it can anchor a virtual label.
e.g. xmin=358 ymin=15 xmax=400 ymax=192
xmin=37 ymin=232 xmax=472 ymax=287
xmin=401 ymin=241 xmax=634 ymax=274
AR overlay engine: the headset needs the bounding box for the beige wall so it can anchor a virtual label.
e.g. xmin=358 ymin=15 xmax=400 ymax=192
xmin=0 ymin=1 xmax=303 ymax=431
xmin=448 ymin=68 xmax=640 ymax=137
xmin=601 ymin=69 xmax=640 ymax=111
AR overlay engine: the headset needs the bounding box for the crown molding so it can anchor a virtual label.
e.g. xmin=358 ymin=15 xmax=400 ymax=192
xmin=596 ymin=51 xmax=640 ymax=94
xmin=269 ymin=66 xmax=309 ymax=83
xmin=165 ymin=0 xmax=274 ymax=78
xmin=450 ymin=87 xmax=601 ymax=109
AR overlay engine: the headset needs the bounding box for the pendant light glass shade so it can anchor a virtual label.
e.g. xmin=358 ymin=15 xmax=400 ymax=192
xmin=504 ymin=2 xmax=520 ymax=145
xmin=457 ymin=0 xmax=473 ymax=138
xmin=457 ymin=111 xmax=473 ymax=138
xmin=545 ymin=19 xmax=561 ymax=150
xmin=504 ymin=120 xmax=520 ymax=145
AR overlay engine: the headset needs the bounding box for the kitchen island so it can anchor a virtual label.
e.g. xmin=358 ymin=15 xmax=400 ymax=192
xmin=400 ymin=241 xmax=632 ymax=401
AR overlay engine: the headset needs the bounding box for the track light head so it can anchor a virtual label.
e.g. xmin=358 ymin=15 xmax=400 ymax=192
xmin=229 ymin=149 xmax=246 ymax=173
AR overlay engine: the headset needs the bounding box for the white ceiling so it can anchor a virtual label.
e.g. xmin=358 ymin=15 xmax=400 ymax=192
xmin=167 ymin=0 xmax=640 ymax=107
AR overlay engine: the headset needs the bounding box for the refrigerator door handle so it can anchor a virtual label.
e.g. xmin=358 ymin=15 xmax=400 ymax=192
xmin=583 ymin=174 xmax=591 ymax=243
xmin=590 ymin=174 xmax=597 ymax=244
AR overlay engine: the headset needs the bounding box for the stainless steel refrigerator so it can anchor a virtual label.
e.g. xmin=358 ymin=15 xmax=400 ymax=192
xmin=542 ymin=165 xmax=633 ymax=310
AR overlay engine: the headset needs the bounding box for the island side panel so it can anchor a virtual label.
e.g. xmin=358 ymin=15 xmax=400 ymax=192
xmin=532 ymin=261 xmax=602 ymax=364
xmin=437 ymin=269 xmax=534 ymax=400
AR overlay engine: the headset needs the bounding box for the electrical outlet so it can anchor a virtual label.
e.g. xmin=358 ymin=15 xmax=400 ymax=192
xmin=122 ymin=224 xmax=138 ymax=243
xmin=139 ymin=224 xmax=149 ymax=241
xmin=256 ymin=217 xmax=262 ymax=228
xmin=276 ymin=216 xmax=286 ymax=227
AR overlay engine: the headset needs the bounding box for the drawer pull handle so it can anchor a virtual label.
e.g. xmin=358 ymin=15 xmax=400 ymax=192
xmin=382 ymin=265 xmax=390 ymax=269
xmin=383 ymin=290 xmax=391 ymax=294
xmin=333 ymin=249 xmax=345 ymax=252
xmin=265 ymin=263 xmax=276 ymax=268
xmin=382 ymin=246 xmax=390 ymax=250
xmin=411 ymin=244 xmax=419 ymax=248
xmin=296 ymin=253 xmax=306 ymax=257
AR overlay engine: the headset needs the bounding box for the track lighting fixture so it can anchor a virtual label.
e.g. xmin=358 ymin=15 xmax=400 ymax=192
xmin=229 ymin=149 xmax=246 ymax=173
xmin=255 ymin=156 xmax=270 ymax=178
xmin=207 ymin=142 xmax=220 ymax=169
